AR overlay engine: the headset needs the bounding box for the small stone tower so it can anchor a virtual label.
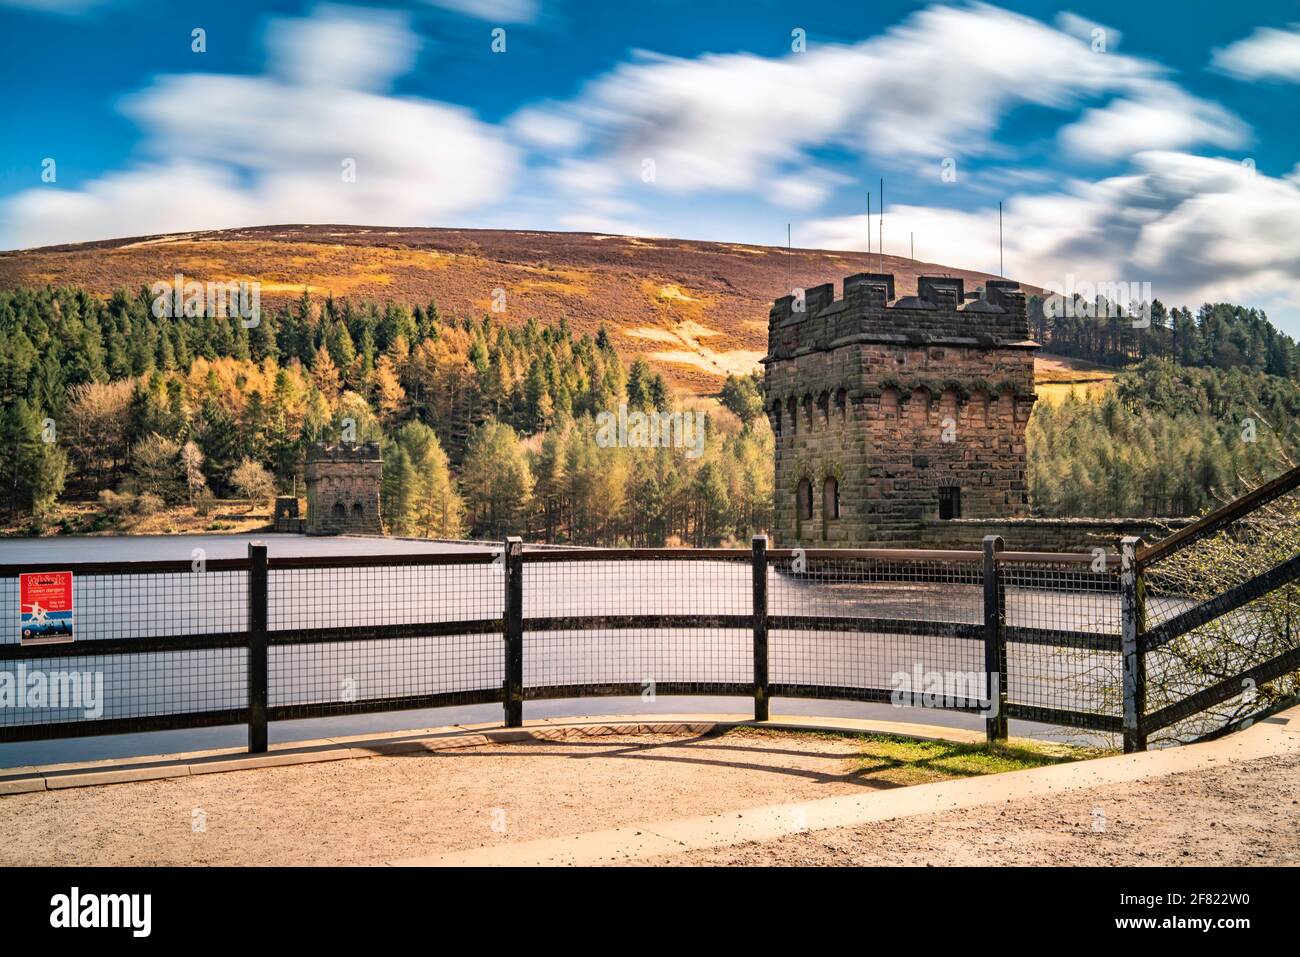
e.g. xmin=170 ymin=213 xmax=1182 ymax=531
xmin=763 ymin=274 xmax=1038 ymax=546
xmin=305 ymin=441 xmax=383 ymax=535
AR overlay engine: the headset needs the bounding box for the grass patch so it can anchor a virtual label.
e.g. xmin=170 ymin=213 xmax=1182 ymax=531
xmin=1035 ymin=380 xmax=1113 ymax=405
xmin=1033 ymin=353 xmax=1119 ymax=406
xmin=725 ymin=726 xmax=1105 ymax=787
xmin=0 ymin=499 xmax=273 ymax=537
xmin=845 ymin=734 xmax=1098 ymax=786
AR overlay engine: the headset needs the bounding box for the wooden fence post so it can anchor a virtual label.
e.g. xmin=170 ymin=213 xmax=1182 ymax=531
xmin=982 ymin=535 xmax=1007 ymax=743
xmin=752 ymin=535 xmax=769 ymax=721
xmin=1121 ymin=536 xmax=1147 ymax=753
xmin=247 ymin=542 xmax=268 ymax=754
xmin=503 ymin=536 xmax=524 ymax=728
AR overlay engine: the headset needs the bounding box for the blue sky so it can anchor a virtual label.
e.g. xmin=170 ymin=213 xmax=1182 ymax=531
xmin=2 ymin=0 xmax=1299 ymax=328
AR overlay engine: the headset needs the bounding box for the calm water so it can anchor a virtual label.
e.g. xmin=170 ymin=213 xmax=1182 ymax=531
xmin=0 ymin=534 xmax=1121 ymax=766
xmin=0 ymin=532 xmax=491 ymax=564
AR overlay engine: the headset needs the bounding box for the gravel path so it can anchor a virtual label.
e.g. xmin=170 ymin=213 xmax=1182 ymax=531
xmin=645 ymin=750 xmax=1300 ymax=866
xmin=0 ymin=730 xmax=881 ymax=866
xmin=8 ymin=726 xmax=1295 ymax=867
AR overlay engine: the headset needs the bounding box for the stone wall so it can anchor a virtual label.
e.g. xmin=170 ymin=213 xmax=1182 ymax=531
xmin=917 ymin=517 xmax=1194 ymax=552
xmin=305 ymin=442 xmax=383 ymax=535
xmin=765 ymin=273 xmax=1037 ymax=547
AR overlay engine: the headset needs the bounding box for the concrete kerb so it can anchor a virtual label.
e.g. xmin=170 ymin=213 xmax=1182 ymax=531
xmin=0 ymin=713 xmax=982 ymax=794
xmin=0 ymin=777 xmax=47 ymax=795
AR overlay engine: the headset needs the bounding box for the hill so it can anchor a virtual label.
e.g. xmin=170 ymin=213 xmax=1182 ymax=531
xmin=3 ymin=225 xmax=1296 ymax=534
xmin=0 ymin=224 xmax=1035 ymax=395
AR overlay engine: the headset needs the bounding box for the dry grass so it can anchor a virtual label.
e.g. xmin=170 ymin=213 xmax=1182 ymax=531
xmin=1033 ymin=353 xmax=1118 ymax=405
xmin=4 ymin=500 xmax=273 ymax=537
xmin=1036 ymin=380 xmax=1114 ymax=404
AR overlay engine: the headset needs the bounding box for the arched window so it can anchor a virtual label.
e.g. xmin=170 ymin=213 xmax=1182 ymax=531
xmin=351 ymin=502 xmax=364 ymax=517
xmin=999 ymin=390 xmax=1015 ymax=420
xmin=823 ymin=478 xmax=840 ymax=520
xmin=939 ymin=486 xmax=961 ymax=520
xmin=910 ymin=387 xmax=932 ymax=424
xmin=787 ymin=397 xmax=798 ymax=434
xmin=772 ymin=402 xmax=783 ymax=437
xmin=835 ymin=389 xmax=848 ymax=425
xmin=796 ymin=478 xmax=813 ymax=521
xmin=331 ymin=502 xmax=346 ymax=519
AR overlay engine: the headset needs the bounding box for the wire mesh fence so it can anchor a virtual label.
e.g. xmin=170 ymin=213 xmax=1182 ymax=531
xmin=766 ymin=550 xmax=984 ymax=705
xmin=0 ymin=648 xmax=248 ymax=731
xmin=522 ymin=551 xmax=752 ymax=698
xmin=0 ymin=562 xmax=249 ymax=735
xmin=24 ymin=533 xmax=1288 ymax=752
xmin=1 ymin=564 xmax=248 ymax=643
xmin=1137 ymin=481 xmax=1300 ymax=742
xmin=268 ymin=558 xmax=501 ymax=631
xmin=1001 ymin=556 xmax=1122 ymax=727
xmin=267 ymin=555 xmax=505 ymax=720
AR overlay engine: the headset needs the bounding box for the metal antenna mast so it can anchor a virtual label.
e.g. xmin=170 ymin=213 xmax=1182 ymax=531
xmin=999 ymin=201 xmax=1004 ymax=277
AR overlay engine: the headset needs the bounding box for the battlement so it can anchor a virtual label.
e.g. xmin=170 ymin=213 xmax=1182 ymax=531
xmin=306 ymin=441 xmax=382 ymax=463
xmin=766 ymin=273 xmax=1031 ymax=363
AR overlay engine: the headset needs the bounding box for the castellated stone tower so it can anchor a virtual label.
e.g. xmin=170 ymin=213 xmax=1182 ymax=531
xmin=763 ymin=274 xmax=1038 ymax=546
xmin=305 ymin=441 xmax=383 ymax=535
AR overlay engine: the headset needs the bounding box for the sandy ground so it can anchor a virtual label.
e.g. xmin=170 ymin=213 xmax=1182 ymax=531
xmin=7 ymin=726 xmax=1296 ymax=867
xmin=646 ymin=750 xmax=1300 ymax=866
xmin=0 ymin=730 xmax=884 ymax=866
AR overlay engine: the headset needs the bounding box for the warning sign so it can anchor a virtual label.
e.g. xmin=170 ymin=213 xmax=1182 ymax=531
xmin=20 ymin=571 xmax=74 ymax=645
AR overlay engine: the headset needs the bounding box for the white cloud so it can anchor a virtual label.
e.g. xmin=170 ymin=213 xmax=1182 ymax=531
xmin=513 ymin=1 xmax=1245 ymax=215
xmin=266 ymin=4 xmax=418 ymax=92
xmin=423 ymin=0 xmax=538 ymax=24
xmin=804 ymin=152 xmax=1300 ymax=318
xmin=6 ymin=162 xmax=264 ymax=242
xmin=967 ymin=166 xmax=1055 ymax=191
xmin=510 ymin=106 xmax=585 ymax=150
xmin=1212 ymin=24 xmax=1300 ymax=82
xmin=1 ymin=5 xmax=519 ymax=249
xmin=1058 ymin=81 xmax=1248 ymax=161
xmin=542 ymin=159 xmax=621 ymax=195
xmin=1054 ymin=12 xmax=1121 ymax=50
xmin=553 ymin=195 xmax=650 ymax=236
xmin=769 ymin=169 xmax=851 ymax=208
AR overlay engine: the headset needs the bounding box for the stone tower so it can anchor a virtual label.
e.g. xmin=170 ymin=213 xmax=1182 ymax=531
xmin=305 ymin=441 xmax=383 ymax=535
xmin=763 ymin=274 xmax=1038 ymax=546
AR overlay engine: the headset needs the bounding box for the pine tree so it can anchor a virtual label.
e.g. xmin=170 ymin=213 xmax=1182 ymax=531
xmin=0 ymin=400 xmax=66 ymax=519
xmin=311 ymin=344 xmax=341 ymax=404
xmin=461 ymin=420 xmax=533 ymax=537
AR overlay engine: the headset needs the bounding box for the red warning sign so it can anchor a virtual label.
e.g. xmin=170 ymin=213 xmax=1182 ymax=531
xmin=19 ymin=571 xmax=74 ymax=645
